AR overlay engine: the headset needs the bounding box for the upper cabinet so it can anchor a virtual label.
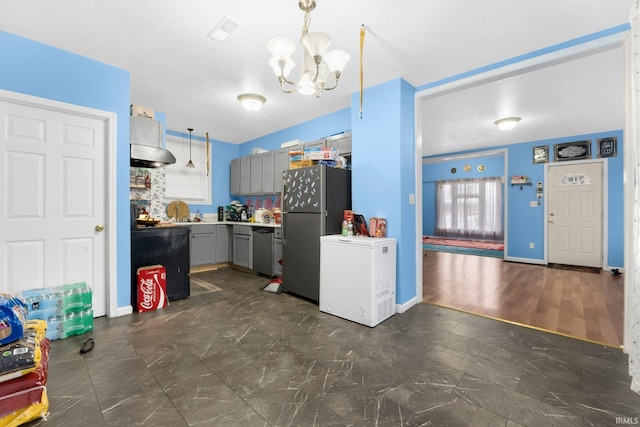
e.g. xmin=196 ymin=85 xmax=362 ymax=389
xmin=326 ymin=133 xmax=351 ymax=156
xmin=229 ymin=134 xmax=350 ymax=196
xmin=230 ymin=158 xmax=241 ymax=195
xmin=239 ymin=156 xmax=251 ymax=195
xmin=261 ymin=151 xmax=275 ymax=194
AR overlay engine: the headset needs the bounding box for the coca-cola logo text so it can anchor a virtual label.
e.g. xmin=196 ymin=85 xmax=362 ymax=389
xmin=140 ymin=276 xmax=157 ymax=310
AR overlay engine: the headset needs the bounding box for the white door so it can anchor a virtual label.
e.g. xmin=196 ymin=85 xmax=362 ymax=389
xmin=0 ymin=98 xmax=107 ymax=316
xmin=547 ymin=162 xmax=603 ymax=267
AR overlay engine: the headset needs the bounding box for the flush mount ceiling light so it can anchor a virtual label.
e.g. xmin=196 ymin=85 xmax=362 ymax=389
xmin=237 ymin=93 xmax=266 ymax=111
xmin=185 ymin=128 xmax=195 ymax=168
xmin=267 ymin=0 xmax=350 ymax=98
xmin=494 ymin=117 xmax=521 ymax=131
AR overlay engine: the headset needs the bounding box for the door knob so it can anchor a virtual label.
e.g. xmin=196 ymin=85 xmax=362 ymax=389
xmin=95 ymin=224 xmax=105 ymax=232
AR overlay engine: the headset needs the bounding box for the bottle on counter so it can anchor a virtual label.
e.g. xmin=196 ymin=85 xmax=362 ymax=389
xmin=342 ymin=218 xmax=348 ymax=236
xmin=347 ymin=219 xmax=354 ymax=236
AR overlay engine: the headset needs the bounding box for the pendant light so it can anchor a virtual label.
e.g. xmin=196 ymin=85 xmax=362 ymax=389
xmin=186 ymin=128 xmax=195 ymax=168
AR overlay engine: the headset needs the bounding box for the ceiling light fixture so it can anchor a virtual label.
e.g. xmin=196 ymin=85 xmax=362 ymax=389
xmin=186 ymin=128 xmax=195 ymax=168
xmin=494 ymin=117 xmax=521 ymax=131
xmin=238 ymin=93 xmax=266 ymax=111
xmin=267 ymin=0 xmax=350 ymax=98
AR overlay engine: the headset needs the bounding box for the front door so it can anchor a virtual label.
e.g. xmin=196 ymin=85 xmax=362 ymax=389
xmin=547 ymin=162 xmax=603 ymax=268
xmin=0 ymin=96 xmax=107 ymax=316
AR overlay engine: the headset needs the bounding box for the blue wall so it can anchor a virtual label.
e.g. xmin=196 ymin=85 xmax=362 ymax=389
xmin=239 ymin=108 xmax=351 ymax=155
xmin=0 ymin=31 xmax=133 ymax=308
xmin=422 ymin=130 xmax=624 ymax=268
xmin=350 ymin=79 xmax=417 ymax=305
xmin=423 ymin=154 xmax=505 ymax=235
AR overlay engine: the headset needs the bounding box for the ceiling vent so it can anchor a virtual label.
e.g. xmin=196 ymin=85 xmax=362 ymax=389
xmin=207 ymin=16 xmax=242 ymax=41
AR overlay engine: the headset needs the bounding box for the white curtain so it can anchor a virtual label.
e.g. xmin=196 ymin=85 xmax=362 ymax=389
xmin=435 ymin=177 xmax=503 ymax=240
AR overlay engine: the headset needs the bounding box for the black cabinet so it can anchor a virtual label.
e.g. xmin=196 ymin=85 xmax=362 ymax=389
xmin=131 ymin=226 xmax=190 ymax=309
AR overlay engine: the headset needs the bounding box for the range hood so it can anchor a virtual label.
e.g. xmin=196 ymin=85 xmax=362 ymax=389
xmin=130 ymin=116 xmax=176 ymax=168
xmin=130 ymin=144 xmax=176 ymax=168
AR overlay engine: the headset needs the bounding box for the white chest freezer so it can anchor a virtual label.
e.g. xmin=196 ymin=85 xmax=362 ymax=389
xmin=319 ymin=235 xmax=397 ymax=327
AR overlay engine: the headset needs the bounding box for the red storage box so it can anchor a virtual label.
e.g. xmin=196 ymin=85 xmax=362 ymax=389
xmin=136 ymin=265 xmax=168 ymax=313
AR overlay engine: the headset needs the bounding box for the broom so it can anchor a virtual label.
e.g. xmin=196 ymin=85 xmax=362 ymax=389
xmin=262 ymin=259 xmax=283 ymax=294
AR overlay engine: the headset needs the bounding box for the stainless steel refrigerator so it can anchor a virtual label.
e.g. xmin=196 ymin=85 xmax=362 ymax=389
xmin=281 ymin=165 xmax=351 ymax=302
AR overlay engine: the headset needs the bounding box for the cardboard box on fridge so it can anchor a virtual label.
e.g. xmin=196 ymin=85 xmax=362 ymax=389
xmin=289 ymin=159 xmax=317 ymax=169
xmin=136 ymin=265 xmax=168 ymax=313
xmin=130 ymin=104 xmax=154 ymax=120
xmin=304 ymin=147 xmax=339 ymax=160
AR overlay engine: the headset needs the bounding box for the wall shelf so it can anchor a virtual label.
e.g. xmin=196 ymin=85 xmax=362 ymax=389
xmin=511 ymin=181 xmax=532 ymax=190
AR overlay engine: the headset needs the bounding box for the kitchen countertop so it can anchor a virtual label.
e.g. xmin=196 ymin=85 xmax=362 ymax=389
xmin=167 ymin=221 xmax=281 ymax=228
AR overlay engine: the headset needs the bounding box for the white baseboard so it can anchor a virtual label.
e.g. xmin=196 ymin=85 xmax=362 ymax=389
xmin=115 ymin=305 xmax=133 ymax=317
xmin=504 ymin=256 xmax=546 ymax=265
xmin=396 ymin=296 xmax=420 ymax=314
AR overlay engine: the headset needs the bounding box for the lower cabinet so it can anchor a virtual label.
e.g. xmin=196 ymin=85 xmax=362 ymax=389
xmin=215 ymin=225 xmax=230 ymax=263
xmin=232 ymin=225 xmax=253 ymax=269
xmin=190 ymin=225 xmax=216 ymax=267
xmin=191 ymin=224 xmax=232 ymax=266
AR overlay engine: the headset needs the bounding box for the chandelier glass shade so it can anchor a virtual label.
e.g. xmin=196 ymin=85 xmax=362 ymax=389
xmin=267 ymin=0 xmax=350 ymax=97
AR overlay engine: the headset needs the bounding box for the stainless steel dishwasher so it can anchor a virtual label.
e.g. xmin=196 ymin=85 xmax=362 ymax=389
xmin=253 ymin=227 xmax=274 ymax=276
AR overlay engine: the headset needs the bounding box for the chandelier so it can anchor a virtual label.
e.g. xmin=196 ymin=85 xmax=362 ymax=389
xmin=267 ymin=0 xmax=350 ymax=97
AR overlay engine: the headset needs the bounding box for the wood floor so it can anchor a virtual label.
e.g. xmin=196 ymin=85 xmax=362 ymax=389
xmin=422 ymin=250 xmax=624 ymax=347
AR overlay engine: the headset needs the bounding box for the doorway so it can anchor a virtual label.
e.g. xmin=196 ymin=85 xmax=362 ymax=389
xmin=547 ymin=161 xmax=604 ymax=268
xmin=0 ymin=90 xmax=115 ymax=317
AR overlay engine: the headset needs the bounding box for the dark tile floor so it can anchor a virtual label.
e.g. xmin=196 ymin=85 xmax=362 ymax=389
xmin=25 ymin=267 xmax=640 ymax=426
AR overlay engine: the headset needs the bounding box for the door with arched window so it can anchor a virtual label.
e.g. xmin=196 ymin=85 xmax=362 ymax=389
xmin=547 ymin=162 xmax=603 ymax=267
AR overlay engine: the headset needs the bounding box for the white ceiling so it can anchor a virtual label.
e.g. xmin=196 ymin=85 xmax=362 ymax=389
xmin=0 ymin=0 xmax=632 ymax=154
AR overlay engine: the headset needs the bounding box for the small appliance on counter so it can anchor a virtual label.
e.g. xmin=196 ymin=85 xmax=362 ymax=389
xmin=227 ymin=201 xmax=249 ymax=222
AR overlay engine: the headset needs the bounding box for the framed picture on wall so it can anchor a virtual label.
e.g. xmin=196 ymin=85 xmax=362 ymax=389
xmin=597 ymin=137 xmax=617 ymax=158
xmin=554 ymin=140 xmax=591 ymax=162
xmin=532 ymin=145 xmax=549 ymax=164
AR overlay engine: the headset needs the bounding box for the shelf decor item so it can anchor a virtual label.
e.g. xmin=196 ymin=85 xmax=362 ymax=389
xmin=533 ymin=145 xmax=548 ymax=164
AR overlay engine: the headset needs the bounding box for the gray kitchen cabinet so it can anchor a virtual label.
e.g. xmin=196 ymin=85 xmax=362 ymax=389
xmin=190 ymin=225 xmax=216 ymax=266
xmin=250 ymin=154 xmax=262 ymax=194
xmin=325 ymin=132 xmax=351 ymax=156
xmin=240 ymin=156 xmax=251 ymax=195
xmin=215 ymin=225 xmax=230 ymax=263
xmin=230 ymin=158 xmax=241 ymax=195
xmin=274 ymin=228 xmax=283 ymax=276
xmin=274 ymin=147 xmax=296 ymax=193
xmin=232 ymin=225 xmax=253 ymax=269
xmin=261 ymin=151 xmax=275 ymax=194
xmin=305 ymin=138 xmax=326 ymax=150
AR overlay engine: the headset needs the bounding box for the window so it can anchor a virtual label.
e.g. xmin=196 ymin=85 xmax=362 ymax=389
xmin=165 ymin=134 xmax=211 ymax=204
xmin=435 ymin=177 xmax=503 ymax=240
